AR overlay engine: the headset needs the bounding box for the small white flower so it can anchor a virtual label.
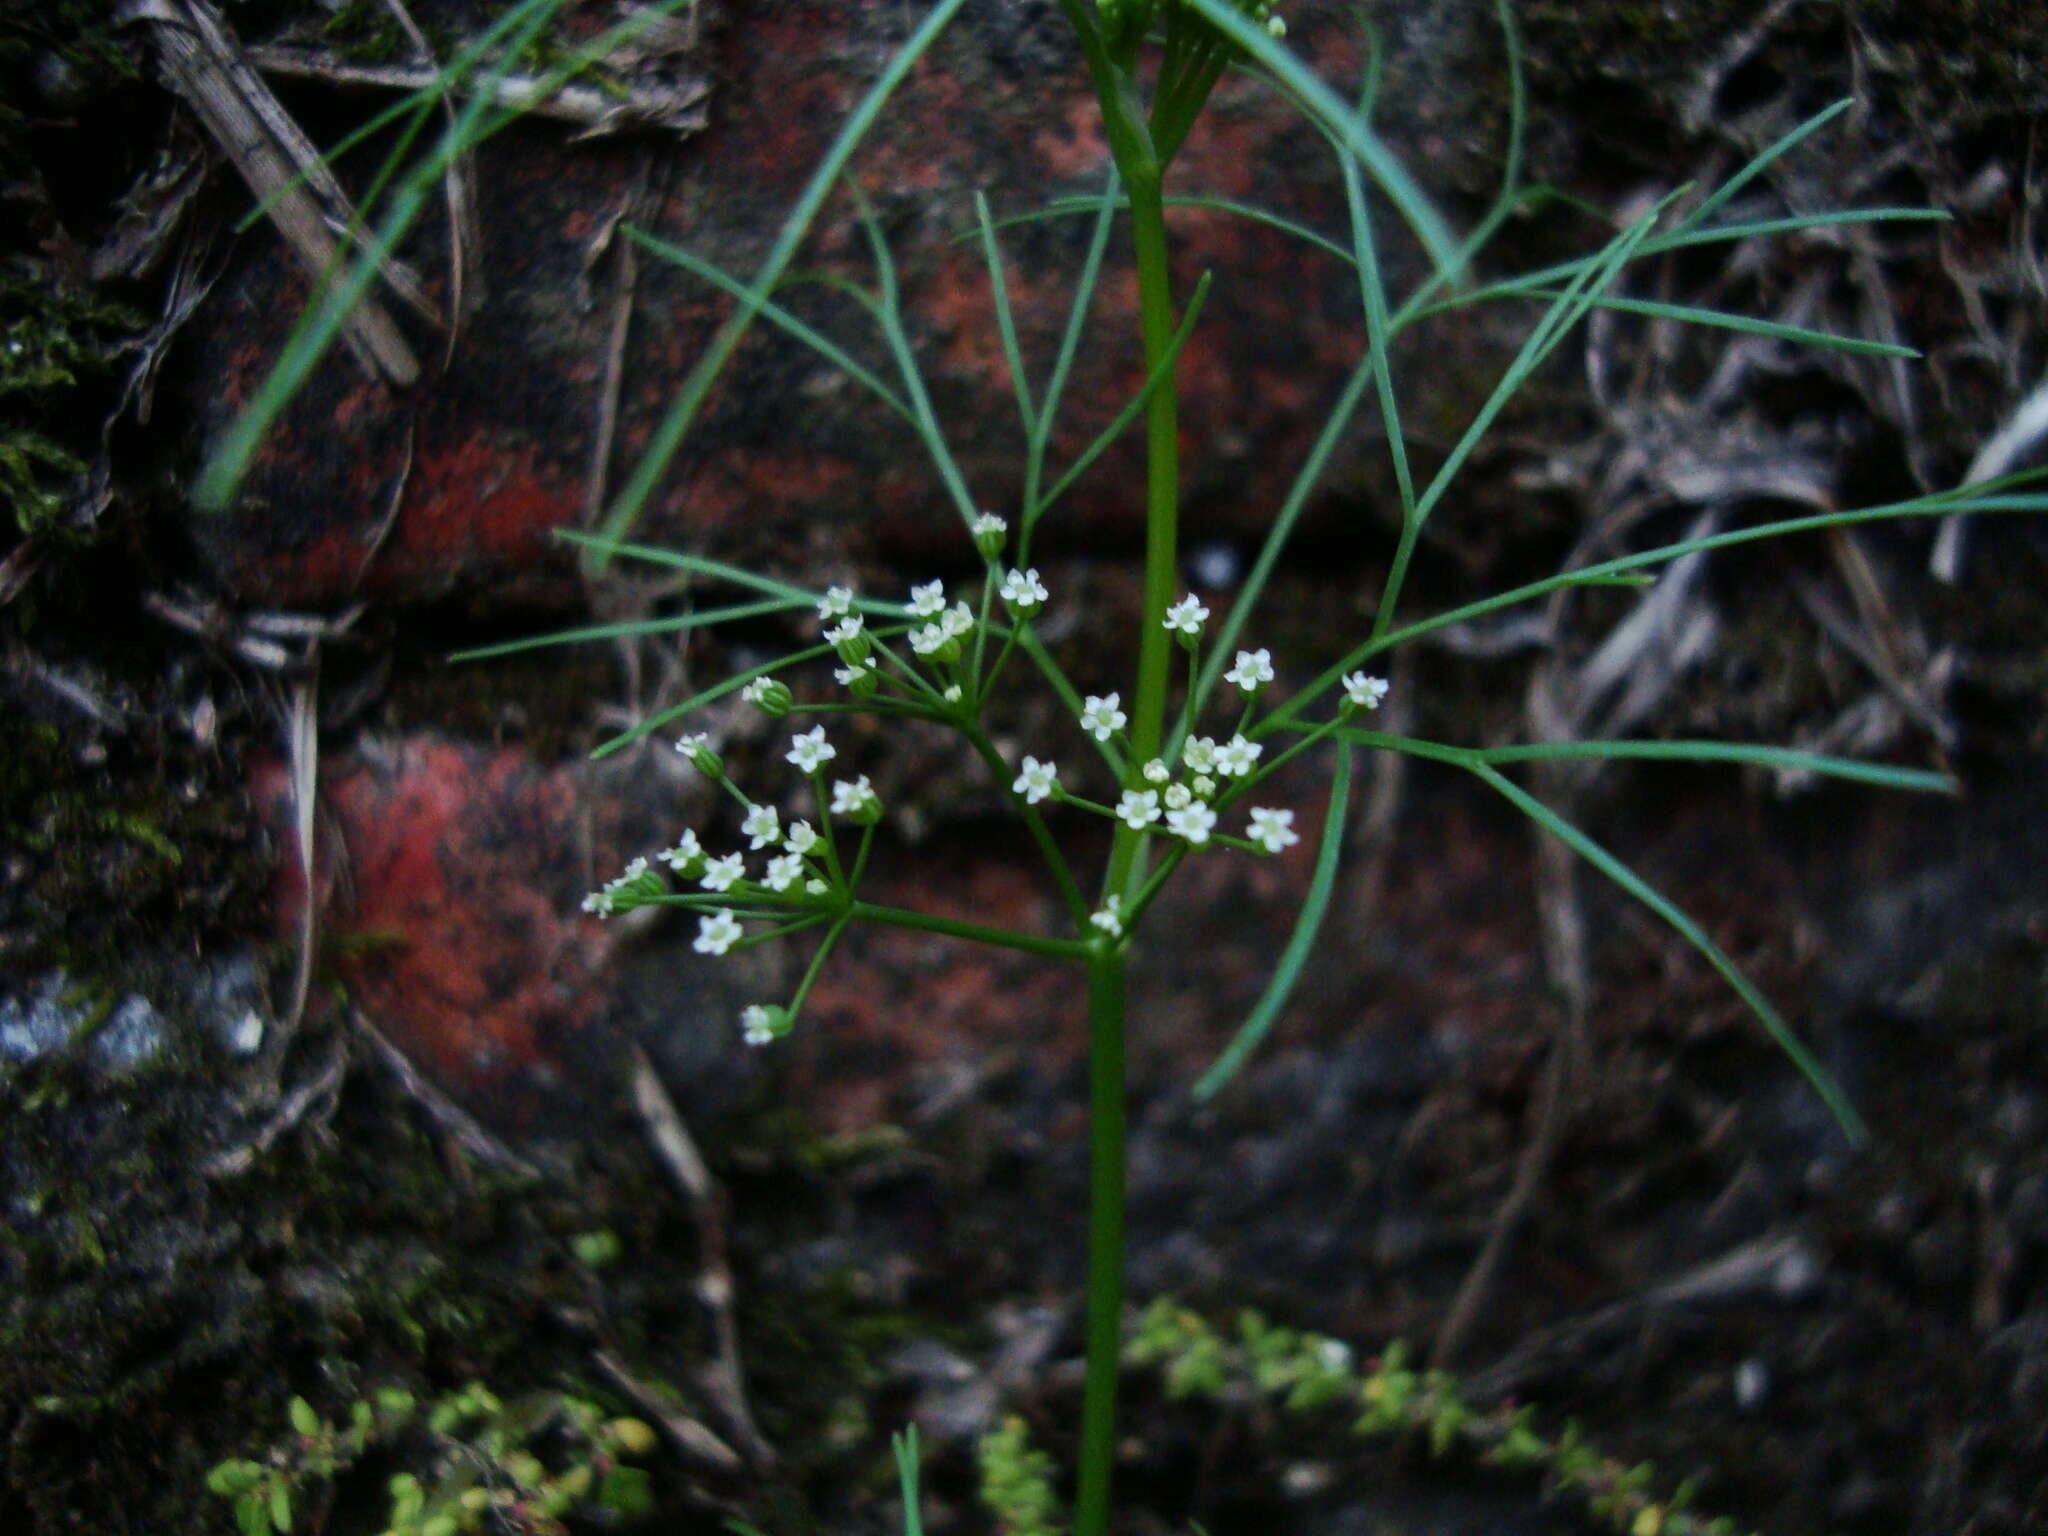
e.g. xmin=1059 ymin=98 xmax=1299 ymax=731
xmin=700 ymin=853 xmax=745 ymax=892
xmin=1080 ymin=693 xmax=1127 ymax=742
xmin=783 ymin=819 xmax=820 ymax=854
xmin=1116 ymin=789 xmax=1161 ymax=830
xmin=674 ymin=731 xmax=709 ymax=757
xmin=1191 ymin=774 xmax=1216 ymax=799
xmin=739 ymin=679 xmax=766 ymax=705
xmin=972 ymin=512 xmax=1007 ymax=539
xmin=657 ymin=829 xmax=705 ymax=871
xmin=786 ymin=725 xmax=836 ymax=773
xmin=740 ymin=1004 xmax=778 ymax=1046
xmin=1142 ymin=758 xmax=1170 ymax=785
xmin=910 ymin=622 xmax=949 ymax=656
xmin=941 ymin=601 xmax=975 ymax=640
xmin=823 ymin=615 xmax=863 ymax=647
xmin=1247 ymin=807 xmax=1299 ymax=854
xmin=1214 ymin=733 xmax=1263 ymax=778
xmin=1182 ymin=735 xmax=1218 ymax=774
xmin=818 ymin=585 xmax=855 ymax=619
xmin=834 ymin=660 xmax=877 ymax=687
xmin=1090 ymin=894 xmax=1124 ymax=937
xmin=1265 ymin=13 xmax=1287 ymax=39
xmin=580 ymin=891 xmax=615 ymax=918
xmin=742 ymin=803 xmax=781 ymax=850
xmin=617 ymin=856 xmax=649 ymax=882
xmin=1013 ymin=756 xmax=1059 ymax=805
xmin=1162 ymin=595 xmax=1209 ymax=636
xmin=1315 ymin=1337 xmax=1351 ymax=1373
xmin=831 ymin=775 xmax=880 ymax=818
xmin=1343 ymin=672 xmax=1390 ymax=711
xmin=1226 ymin=648 xmax=1275 ymax=692
xmin=999 ymin=566 xmax=1049 ymax=614
xmin=763 ymin=852 xmax=804 ymax=892
xmin=694 ymin=909 xmax=743 ymax=955
xmin=1163 ymin=783 xmax=1192 ymax=811
xmin=805 ymin=878 xmax=830 ymax=895
xmin=943 ymin=683 xmax=963 ymax=703
xmin=908 ymin=580 xmax=947 ymax=618
xmin=1165 ymin=801 xmax=1217 ymax=844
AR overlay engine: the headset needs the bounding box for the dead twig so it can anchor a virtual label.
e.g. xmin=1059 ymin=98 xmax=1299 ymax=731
xmin=204 ymin=1033 xmax=349 ymax=1177
xmin=627 ymin=1044 xmax=774 ymax=1470
xmin=588 ymin=1348 xmax=745 ymax=1475
xmin=353 ymin=1011 xmax=541 ymax=1180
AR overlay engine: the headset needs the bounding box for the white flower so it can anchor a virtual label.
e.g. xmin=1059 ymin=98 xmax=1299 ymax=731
xmin=1265 ymin=13 xmax=1287 ymax=39
xmin=823 ymin=615 xmax=863 ymax=647
xmin=818 ymin=585 xmax=855 ymax=619
xmin=1165 ymin=801 xmax=1217 ymax=844
xmin=1090 ymin=895 xmax=1124 ymax=937
xmin=941 ymin=601 xmax=975 ymax=639
xmin=1247 ymin=807 xmax=1299 ymax=854
xmin=580 ymin=891 xmax=614 ymax=918
xmin=1214 ymin=733 xmax=1263 ymax=778
xmin=1343 ymin=671 xmax=1390 ymax=711
xmin=618 ymin=856 xmax=649 ymax=882
xmin=700 ymin=853 xmax=745 ymax=892
xmin=657 ymin=829 xmax=705 ymax=871
xmin=834 ymin=660 xmax=876 ymax=687
xmin=1142 ymin=758 xmax=1170 ymax=784
xmin=1225 ymin=648 xmax=1275 ymax=692
xmin=1013 ymin=756 xmax=1059 ymax=805
xmin=739 ymin=679 xmax=766 ymax=704
xmin=1079 ymin=693 xmax=1126 ymax=742
xmin=1315 ymin=1337 xmax=1351 ymax=1372
xmin=694 ymin=909 xmax=743 ymax=955
xmin=763 ymin=852 xmax=804 ymax=892
xmin=1182 ymin=735 xmax=1218 ymax=774
xmin=972 ymin=511 xmax=1007 ymax=539
xmin=1116 ymin=789 xmax=1161 ymax=830
xmin=831 ymin=775 xmax=880 ymax=818
xmin=783 ymin=819 xmax=820 ymax=855
xmin=999 ymin=566 xmax=1048 ymax=614
xmin=742 ymin=803 xmax=781 ymax=850
xmin=740 ymin=1004 xmax=778 ymax=1046
xmin=674 ymin=731 xmax=709 ymax=757
xmin=910 ymin=622 xmax=949 ymax=656
xmin=943 ymin=683 xmax=963 ymax=703
xmin=908 ymin=580 xmax=947 ymax=618
xmin=1191 ymin=774 xmax=1216 ymax=799
xmin=786 ymin=725 xmax=836 ymax=773
xmin=805 ymin=878 xmax=829 ymax=895
xmin=1163 ymin=783 xmax=1192 ymax=810
xmin=1162 ymin=595 xmax=1209 ymax=636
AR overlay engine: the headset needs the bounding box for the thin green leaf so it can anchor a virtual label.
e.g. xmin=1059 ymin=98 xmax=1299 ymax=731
xmin=627 ymin=228 xmax=915 ymax=423
xmin=1467 ymin=738 xmax=1956 ymax=792
xmin=1192 ymin=744 xmax=1353 ymax=1101
xmin=448 ymin=598 xmax=805 ymax=662
xmin=974 ymin=191 xmax=1037 ymax=440
xmin=1509 ymin=290 xmax=1919 ymax=358
xmin=894 ymin=1425 xmax=925 ymax=1536
xmin=1030 ymin=270 xmax=1213 ymax=530
xmin=1672 ymin=98 xmax=1853 ymax=236
xmin=1466 ymin=761 xmax=1867 ymax=1144
xmin=1180 ymin=0 xmax=1461 ymax=281
xmin=553 ymin=529 xmax=829 ymax=606
xmin=590 ymin=0 xmax=975 ymax=569
xmin=589 ymin=646 xmax=835 ymax=760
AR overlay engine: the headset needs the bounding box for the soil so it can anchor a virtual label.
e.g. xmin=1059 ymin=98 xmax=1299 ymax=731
xmin=3 ymin=3 xmax=2046 ymax=1535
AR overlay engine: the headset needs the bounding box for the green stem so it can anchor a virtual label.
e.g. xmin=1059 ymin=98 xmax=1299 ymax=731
xmin=1105 ymin=170 xmax=1181 ymax=898
xmin=845 ymin=901 xmax=1091 ymax=960
xmin=1075 ymin=943 xmax=1128 ymax=1536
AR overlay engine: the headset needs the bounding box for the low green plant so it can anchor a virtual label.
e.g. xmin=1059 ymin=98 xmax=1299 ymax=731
xmin=198 ymin=2 xmax=2048 ymax=1534
xmin=205 ymin=1382 xmax=658 ymax=1536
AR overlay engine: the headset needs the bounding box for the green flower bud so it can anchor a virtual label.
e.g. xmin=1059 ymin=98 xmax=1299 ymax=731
xmin=972 ymin=511 xmax=1009 ymax=560
xmin=743 ymin=678 xmax=794 ymax=718
xmin=673 ymin=733 xmax=723 ymax=778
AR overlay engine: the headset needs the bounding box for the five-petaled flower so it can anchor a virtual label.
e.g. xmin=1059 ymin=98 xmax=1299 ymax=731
xmin=740 ymin=1004 xmax=779 ymax=1046
xmin=742 ymin=803 xmax=781 ymax=850
xmin=1165 ymin=801 xmax=1217 ymax=844
xmin=831 ymin=775 xmax=882 ymax=820
xmin=700 ymin=853 xmax=745 ymax=891
xmin=999 ymin=567 xmax=1048 ymax=615
xmin=763 ymin=852 xmax=804 ymax=891
xmin=1013 ymin=756 xmax=1059 ymax=804
xmin=1181 ymin=735 xmax=1219 ymax=774
xmin=1162 ymin=595 xmax=1209 ymax=637
xmin=783 ymin=820 xmax=820 ymax=855
xmin=1214 ymin=733 xmax=1263 ymax=777
xmin=818 ymin=586 xmax=855 ymax=619
xmin=694 ymin=910 xmax=743 ymax=955
xmin=823 ymin=616 xmax=863 ymax=647
xmin=1080 ymin=693 xmax=1127 ymax=742
xmin=658 ymin=829 xmax=705 ymax=872
xmin=1117 ymin=789 xmax=1161 ymax=830
xmin=1343 ymin=672 xmax=1390 ymax=711
xmin=1225 ymin=648 xmax=1275 ymax=692
xmin=787 ymin=725 xmax=836 ymax=773
xmin=1247 ymin=807 xmax=1298 ymax=853
xmin=908 ymin=580 xmax=947 ymax=618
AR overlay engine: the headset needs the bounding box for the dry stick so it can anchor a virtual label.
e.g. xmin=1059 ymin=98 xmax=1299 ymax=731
xmin=352 ymin=1011 xmax=541 ymax=1179
xmin=243 ymin=43 xmax=712 ymax=138
xmin=626 ymin=1044 xmax=774 ymax=1470
xmin=588 ymin=1348 xmax=745 ymax=1475
xmin=130 ymin=0 xmax=420 ymax=387
xmin=203 ymin=1035 xmax=350 ymax=1177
